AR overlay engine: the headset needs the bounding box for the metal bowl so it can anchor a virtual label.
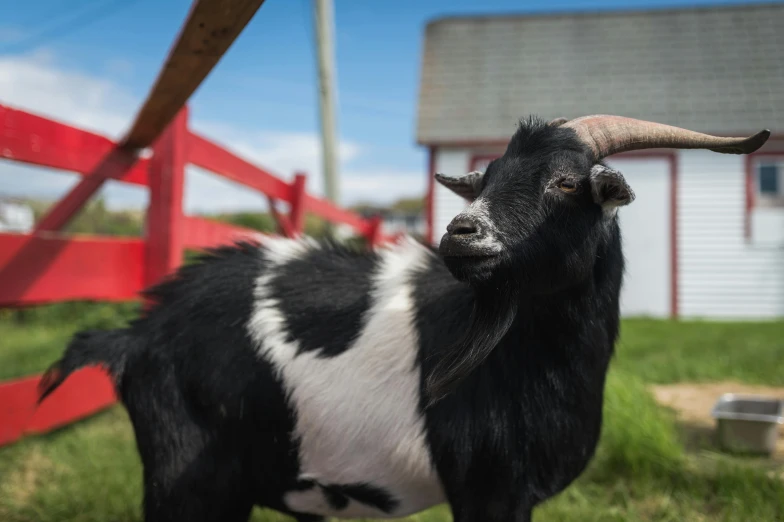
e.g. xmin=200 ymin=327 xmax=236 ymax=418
xmin=711 ymin=393 xmax=783 ymax=455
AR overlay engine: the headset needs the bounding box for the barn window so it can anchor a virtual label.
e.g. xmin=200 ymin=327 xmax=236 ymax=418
xmin=758 ymin=164 xmax=779 ymax=195
xmin=756 ymin=162 xmax=784 ymax=207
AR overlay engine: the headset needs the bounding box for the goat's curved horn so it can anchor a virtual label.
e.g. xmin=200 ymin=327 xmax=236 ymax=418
xmin=562 ymin=115 xmax=770 ymax=159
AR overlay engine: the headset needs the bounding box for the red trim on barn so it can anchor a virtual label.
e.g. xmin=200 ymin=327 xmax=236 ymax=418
xmin=668 ymin=153 xmax=679 ymax=319
xmin=469 ymin=154 xmax=500 ymax=173
xmin=745 ymin=154 xmax=755 ymax=240
xmin=604 ymin=151 xmax=679 ymax=319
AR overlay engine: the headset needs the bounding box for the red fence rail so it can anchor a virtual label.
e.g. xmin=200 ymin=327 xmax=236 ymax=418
xmin=0 ymin=102 xmax=388 ymax=446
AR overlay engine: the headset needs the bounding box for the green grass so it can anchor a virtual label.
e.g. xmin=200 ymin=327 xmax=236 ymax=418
xmin=1 ymin=305 xmax=783 ymax=521
xmin=615 ymin=318 xmax=784 ymax=385
xmin=0 ymin=302 xmax=139 ymax=380
xmin=0 ymin=323 xmax=74 ymax=381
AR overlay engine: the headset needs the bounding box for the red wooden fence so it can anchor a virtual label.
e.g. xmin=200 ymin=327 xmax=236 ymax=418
xmin=0 ymin=102 xmax=386 ymax=446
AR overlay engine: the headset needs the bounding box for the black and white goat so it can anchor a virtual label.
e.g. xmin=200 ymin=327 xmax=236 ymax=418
xmin=39 ymin=115 xmax=769 ymax=522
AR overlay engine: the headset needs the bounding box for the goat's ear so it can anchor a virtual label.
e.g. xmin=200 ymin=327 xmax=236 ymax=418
xmin=589 ymin=164 xmax=636 ymax=210
xmin=435 ymin=171 xmax=483 ymax=201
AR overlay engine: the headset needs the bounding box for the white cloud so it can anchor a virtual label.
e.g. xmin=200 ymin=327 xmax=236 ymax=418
xmin=189 ymin=124 xmax=425 ymax=212
xmin=0 ymin=50 xmax=137 ymax=138
xmin=0 ymin=50 xmax=424 ymax=214
xmin=103 ymin=58 xmax=135 ymax=80
xmin=0 ymin=163 xmax=77 ymax=201
xmin=195 ymin=121 xmax=363 ymax=183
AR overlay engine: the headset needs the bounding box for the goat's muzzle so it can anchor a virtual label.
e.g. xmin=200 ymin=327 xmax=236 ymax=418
xmin=440 ymin=217 xmax=495 ymax=257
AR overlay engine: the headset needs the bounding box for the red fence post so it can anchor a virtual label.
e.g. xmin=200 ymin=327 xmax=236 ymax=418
xmin=367 ymin=215 xmax=383 ymax=247
xmin=267 ymin=197 xmax=294 ymax=238
xmin=289 ymin=172 xmax=307 ymax=236
xmin=145 ymin=107 xmax=188 ymax=286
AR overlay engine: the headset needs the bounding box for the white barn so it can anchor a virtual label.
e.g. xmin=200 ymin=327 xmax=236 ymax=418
xmin=416 ymin=3 xmax=784 ymax=319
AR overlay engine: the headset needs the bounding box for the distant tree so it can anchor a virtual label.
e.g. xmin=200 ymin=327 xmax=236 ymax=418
xmin=389 ymin=197 xmax=424 ymax=214
xmin=23 ymin=194 xmax=383 ymax=243
xmin=349 ymin=202 xmax=382 ymax=215
xmin=64 ymin=198 xmax=143 ymax=236
xmin=304 ymin=214 xmax=329 ymax=237
xmin=208 ymin=211 xmax=330 ymax=239
xmin=211 ymin=211 xmax=276 ymax=233
xmin=349 ymin=197 xmax=425 ymax=216
xmin=24 ymin=196 xmax=143 ymax=236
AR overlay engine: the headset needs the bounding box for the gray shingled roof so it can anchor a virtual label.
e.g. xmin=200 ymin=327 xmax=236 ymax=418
xmin=416 ymin=3 xmax=784 ymax=144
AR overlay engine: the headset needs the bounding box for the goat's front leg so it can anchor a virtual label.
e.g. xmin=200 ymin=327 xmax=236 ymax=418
xmin=516 ymin=507 xmax=533 ymax=522
xmin=450 ymin=496 xmax=533 ymax=522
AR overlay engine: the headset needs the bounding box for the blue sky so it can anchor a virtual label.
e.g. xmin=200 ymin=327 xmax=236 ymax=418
xmin=0 ymin=0 xmax=773 ymax=212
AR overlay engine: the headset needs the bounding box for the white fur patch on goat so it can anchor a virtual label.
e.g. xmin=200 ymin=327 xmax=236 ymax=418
xmin=457 ymin=198 xmax=504 ymax=254
xmin=259 ymin=234 xmax=320 ymax=264
xmin=248 ymin=236 xmax=445 ymax=518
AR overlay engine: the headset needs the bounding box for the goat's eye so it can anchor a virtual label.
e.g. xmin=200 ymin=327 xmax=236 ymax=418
xmin=558 ymin=180 xmax=578 ymax=193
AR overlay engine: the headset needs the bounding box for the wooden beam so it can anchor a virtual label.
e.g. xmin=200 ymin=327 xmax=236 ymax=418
xmin=121 ymin=0 xmax=267 ymax=149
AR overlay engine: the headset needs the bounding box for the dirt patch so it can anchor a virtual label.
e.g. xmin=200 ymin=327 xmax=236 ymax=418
xmin=650 ymin=381 xmax=784 ymax=462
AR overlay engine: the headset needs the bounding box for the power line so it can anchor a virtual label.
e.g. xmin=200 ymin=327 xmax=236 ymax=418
xmin=0 ymin=0 xmax=140 ymax=54
xmin=11 ymin=0 xmax=107 ymax=30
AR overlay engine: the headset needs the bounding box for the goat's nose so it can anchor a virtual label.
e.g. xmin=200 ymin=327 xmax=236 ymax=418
xmin=447 ymin=218 xmax=479 ymax=236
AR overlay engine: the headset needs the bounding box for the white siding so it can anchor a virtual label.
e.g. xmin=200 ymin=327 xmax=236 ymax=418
xmin=678 ymin=150 xmax=784 ymax=319
xmin=751 ymin=208 xmax=784 ymax=248
xmin=432 ymin=148 xmax=471 ymax=245
xmin=606 ymin=157 xmax=672 ymax=318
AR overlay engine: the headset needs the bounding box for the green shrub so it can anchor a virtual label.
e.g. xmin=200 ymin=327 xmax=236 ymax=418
xmin=6 ymin=301 xmax=139 ymax=329
xmin=591 ymin=369 xmax=684 ymax=481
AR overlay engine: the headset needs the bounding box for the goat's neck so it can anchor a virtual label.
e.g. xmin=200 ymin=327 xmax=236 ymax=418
xmin=517 ymin=225 xmax=624 ymax=338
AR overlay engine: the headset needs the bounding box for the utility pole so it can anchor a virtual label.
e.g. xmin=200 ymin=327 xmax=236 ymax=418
xmin=313 ymin=0 xmax=340 ymax=235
